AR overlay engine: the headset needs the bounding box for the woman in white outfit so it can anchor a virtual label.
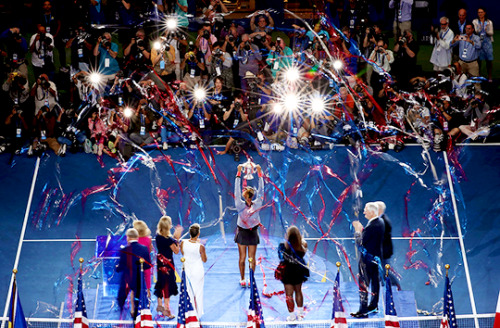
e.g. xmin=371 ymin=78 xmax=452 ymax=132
xmin=181 ymin=224 xmax=207 ymax=317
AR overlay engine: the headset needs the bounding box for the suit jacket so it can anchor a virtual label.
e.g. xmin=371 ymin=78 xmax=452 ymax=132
xmin=356 ymin=217 xmax=385 ymax=259
xmin=116 ymin=240 xmax=152 ymax=293
xmin=381 ymin=214 xmax=394 ymax=259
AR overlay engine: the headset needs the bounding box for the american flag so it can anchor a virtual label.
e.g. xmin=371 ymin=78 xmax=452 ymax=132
xmin=440 ymin=276 xmax=457 ymax=328
xmin=330 ymin=271 xmax=347 ymax=328
xmin=73 ymin=270 xmax=89 ymax=328
xmin=247 ymin=267 xmax=265 ymax=328
xmin=135 ymin=264 xmax=153 ymax=328
xmin=177 ymin=269 xmax=200 ymax=328
xmin=494 ymin=290 xmax=500 ymax=328
xmin=384 ymin=276 xmax=400 ymax=328
xmin=8 ymin=277 xmax=27 ymax=328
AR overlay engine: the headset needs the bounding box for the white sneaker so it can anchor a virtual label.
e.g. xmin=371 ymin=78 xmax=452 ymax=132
xmin=84 ymin=139 xmax=92 ymax=153
xmin=163 ymin=142 xmax=168 ymax=150
xmin=286 ymin=313 xmax=297 ymax=321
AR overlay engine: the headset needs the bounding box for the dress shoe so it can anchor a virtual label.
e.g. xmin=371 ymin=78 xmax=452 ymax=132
xmin=367 ymin=306 xmax=379 ymax=314
xmin=350 ymin=311 xmax=368 ymax=318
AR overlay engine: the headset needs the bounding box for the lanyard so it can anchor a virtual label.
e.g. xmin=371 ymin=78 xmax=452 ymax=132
xmin=440 ymin=29 xmax=449 ymax=40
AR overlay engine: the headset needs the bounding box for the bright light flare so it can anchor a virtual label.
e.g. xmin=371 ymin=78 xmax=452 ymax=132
xmin=165 ymin=17 xmax=178 ymax=31
xmin=123 ymin=107 xmax=133 ymax=118
xmin=283 ymin=92 xmax=299 ymax=112
xmin=153 ymin=41 xmax=162 ymax=50
xmin=193 ymin=87 xmax=207 ymax=101
xmin=333 ymin=60 xmax=343 ymax=70
xmin=89 ymin=72 xmax=102 ymax=86
xmin=284 ymin=67 xmax=301 ymax=84
xmin=310 ymin=95 xmax=326 ymax=114
xmin=271 ymin=102 xmax=284 ymax=114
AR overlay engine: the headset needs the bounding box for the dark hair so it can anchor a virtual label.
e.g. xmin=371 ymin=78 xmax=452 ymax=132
xmin=214 ymin=76 xmax=224 ymax=84
xmin=477 ymin=7 xmax=488 ymax=19
xmin=189 ymin=223 xmax=200 ymax=238
xmin=286 ymin=226 xmax=306 ymax=252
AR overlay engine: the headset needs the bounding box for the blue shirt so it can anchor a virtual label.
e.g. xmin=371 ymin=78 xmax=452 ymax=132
xmin=450 ymin=34 xmax=481 ymax=62
xmin=97 ymin=42 xmax=120 ymax=75
xmin=389 ymin=0 xmax=413 ymax=23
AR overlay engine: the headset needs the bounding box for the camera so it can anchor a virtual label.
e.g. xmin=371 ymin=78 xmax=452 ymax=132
xmin=377 ymin=47 xmax=385 ymax=53
xmin=398 ymin=37 xmax=407 ymax=46
xmin=244 ymin=41 xmax=251 ymax=51
xmin=12 ymin=32 xmax=21 ymax=41
xmin=228 ymin=34 xmax=235 ymax=43
xmin=39 ymin=33 xmax=51 ymax=44
xmin=186 ymin=51 xmax=196 ymax=62
xmin=101 ymin=38 xmax=111 ymax=49
xmin=136 ymin=38 xmax=145 ymax=48
xmin=213 ymin=48 xmax=223 ymax=57
xmin=202 ymin=30 xmax=211 ymax=40
xmin=41 ymin=79 xmax=50 ymax=89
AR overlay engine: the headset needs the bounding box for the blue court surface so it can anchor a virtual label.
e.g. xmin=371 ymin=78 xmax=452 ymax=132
xmin=0 ymin=144 xmax=499 ymax=324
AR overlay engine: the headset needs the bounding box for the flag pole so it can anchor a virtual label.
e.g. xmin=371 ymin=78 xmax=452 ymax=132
xmin=385 ymin=264 xmax=390 ymax=277
xmin=445 ymin=264 xmax=450 ymax=278
xmin=79 ymin=258 xmax=84 ymax=273
xmin=336 ymin=261 xmax=341 ymax=272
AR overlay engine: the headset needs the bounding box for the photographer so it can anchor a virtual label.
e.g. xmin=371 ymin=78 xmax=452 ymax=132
xmin=93 ymin=32 xmax=120 ymax=83
xmin=362 ymin=23 xmax=387 ymax=85
xmin=4 ymin=106 xmax=29 ymax=155
xmin=450 ymin=94 xmax=490 ymax=140
xmin=196 ymin=23 xmax=218 ymax=65
xmin=368 ymin=39 xmax=394 ymax=94
xmin=151 ymin=35 xmax=176 ymax=83
xmin=30 ymin=105 xmax=64 ymax=157
xmin=393 ymin=29 xmax=419 ymax=89
xmin=29 ymin=26 xmax=55 ymax=79
xmin=430 ymin=17 xmax=454 ymax=72
xmin=0 ymin=26 xmax=28 ymax=78
xmin=66 ymin=24 xmax=93 ymax=73
xmin=389 ymin=0 xmax=413 ymax=40
xmin=180 ymin=42 xmax=205 ymax=89
xmin=236 ymin=34 xmax=262 ymax=91
xmin=128 ymin=99 xmax=155 ymax=147
xmin=2 ymin=71 xmax=30 ymax=110
xmin=266 ymin=37 xmax=293 ymax=78
xmin=290 ymin=24 xmax=310 ymax=55
xmin=123 ymin=29 xmax=151 ymax=78
xmin=450 ymin=24 xmax=481 ymax=80
xmin=37 ymin=1 xmax=66 ymax=71
xmin=207 ymin=76 xmax=230 ymax=131
xmin=187 ymin=92 xmax=212 ymax=145
xmin=208 ymin=43 xmax=233 ymax=88
xmin=31 ymin=74 xmax=58 ymax=116
xmin=56 ymin=107 xmax=86 ymax=154
xmin=340 ymin=26 xmax=361 ymax=76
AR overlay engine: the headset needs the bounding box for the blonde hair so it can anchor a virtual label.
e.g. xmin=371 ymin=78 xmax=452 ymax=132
xmin=157 ymin=216 xmax=173 ymax=237
xmin=133 ymin=220 xmax=151 ymax=237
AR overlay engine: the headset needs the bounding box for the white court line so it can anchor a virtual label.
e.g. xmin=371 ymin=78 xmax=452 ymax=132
xmin=1 ymin=157 xmax=41 ymax=328
xmin=22 ymin=236 xmax=461 ymax=243
xmin=23 ymin=239 xmax=96 ymax=242
xmin=443 ymin=151 xmax=479 ymax=328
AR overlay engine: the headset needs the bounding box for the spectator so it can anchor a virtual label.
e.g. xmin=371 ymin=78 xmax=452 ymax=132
xmin=4 ymin=105 xmax=29 ymax=156
xmin=30 ymin=105 xmax=64 ymax=157
xmin=430 ymin=17 xmax=454 ymax=72
xmin=151 ymin=35 xmax=176 ymax=83
xmin=472 ymin=8 xmax=494 ymax=82
xmin=208 ymin=42 xmax=233 ymax=88
xmin=449 ymin=93 xmax=490 ymax=140
xmin=249 ymin=10 xmax=274 ymax=34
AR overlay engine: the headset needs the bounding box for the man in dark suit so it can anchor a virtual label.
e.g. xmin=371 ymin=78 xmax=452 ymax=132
xmin=116 ymin=228 xmax=151 ymax=319
xmin=376 ymin=201 xmax=401 ymax=290
xmin=351 ymin=202 xmax=385 ymax=318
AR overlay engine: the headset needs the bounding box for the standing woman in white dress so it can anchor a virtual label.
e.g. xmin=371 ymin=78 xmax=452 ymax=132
xmin=181 ymin=223 xmax=207 ymax=317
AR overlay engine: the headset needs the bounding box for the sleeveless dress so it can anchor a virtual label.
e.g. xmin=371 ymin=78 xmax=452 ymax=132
xmin=278 ymin=242 xmax=309 ymax=285
xmin=183 ymin=240 xmax=205 ymax=317
xmin=137 ymin=236 xmax=152 ymax=289
xmin=154 ymin=234 xmax=178 ymax=299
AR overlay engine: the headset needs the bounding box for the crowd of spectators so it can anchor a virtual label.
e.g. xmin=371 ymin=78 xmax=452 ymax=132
xmin=0 ymin=0 xmax=498 ymax=162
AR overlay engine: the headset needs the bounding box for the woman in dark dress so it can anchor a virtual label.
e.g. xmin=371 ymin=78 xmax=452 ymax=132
xmin=278 ymin=225 xmax=309 ymax=321
xmin=154 ymin=215 xmax=182 ymax=319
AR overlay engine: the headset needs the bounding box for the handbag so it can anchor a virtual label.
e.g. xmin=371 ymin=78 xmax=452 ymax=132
xmin=274 ymin=262 xmax=286 ymax=280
